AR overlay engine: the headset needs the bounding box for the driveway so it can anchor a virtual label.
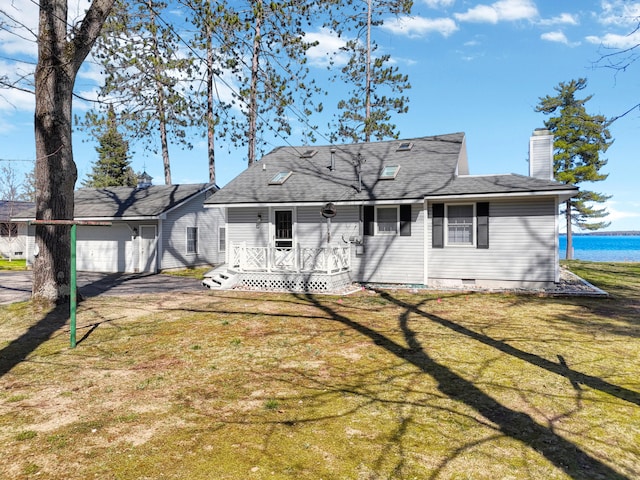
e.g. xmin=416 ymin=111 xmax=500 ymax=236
xmin=0 ymin=271 xmax=205 ymax=305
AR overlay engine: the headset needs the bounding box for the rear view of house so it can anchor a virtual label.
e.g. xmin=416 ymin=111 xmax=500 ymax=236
xmin=204 ymin=131 xmax=577 ymax=292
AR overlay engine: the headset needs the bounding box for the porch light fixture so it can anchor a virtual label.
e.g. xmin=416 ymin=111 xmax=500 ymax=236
xmin=132 ymin=227 xmax=138 ymax=238
xmin=256 ymin=213 xmax=262 ymax=227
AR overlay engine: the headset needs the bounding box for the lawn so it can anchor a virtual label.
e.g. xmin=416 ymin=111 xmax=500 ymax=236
xmin=0 ymin=262 xmax=638 ymax=479
xmin=0 ymin=258 xmax=27 ymax=271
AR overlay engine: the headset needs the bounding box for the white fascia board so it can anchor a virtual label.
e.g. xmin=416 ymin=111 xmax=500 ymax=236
xmin=162 ymin=186 xmax=215 ymax=216
xmin=204 ymin=198 xmax=422 ymax=209
xmin=73 ymin=216 xmax=162 ymax=221
xmin=424 ymin=189 xmax=578 ymax=202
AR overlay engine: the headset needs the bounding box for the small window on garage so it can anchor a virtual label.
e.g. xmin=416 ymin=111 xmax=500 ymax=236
xmin=187 ymin=227 xmax=198 ymax=254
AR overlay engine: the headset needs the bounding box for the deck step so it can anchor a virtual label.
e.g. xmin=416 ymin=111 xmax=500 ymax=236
xmin=202 ymin=265 xmax=239 ymax=290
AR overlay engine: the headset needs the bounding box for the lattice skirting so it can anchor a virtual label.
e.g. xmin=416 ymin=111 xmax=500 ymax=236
xmin=236 ymin=271 xmax=353 ymax=293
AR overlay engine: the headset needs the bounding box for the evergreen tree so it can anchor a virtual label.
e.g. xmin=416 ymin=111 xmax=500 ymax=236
xmin=212 ymin=0 xmax=321 ymax=167
xmin=328 ymin=0 xmax=412 ymax=143
xmin=83 ymin=107 xmax=136 ymax=188
xmin=536 ymin=78 xmax=613 ymax=259
xmin=86 ymin=0 xmax=194 ymax=184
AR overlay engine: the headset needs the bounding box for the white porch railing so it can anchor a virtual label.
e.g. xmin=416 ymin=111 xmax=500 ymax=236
xmin=231 ymin=243 xmax=351 ymax=274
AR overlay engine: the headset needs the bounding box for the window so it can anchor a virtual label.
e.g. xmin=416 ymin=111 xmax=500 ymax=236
xmin=376 ymin=207 xmax=398 ymax=234
xmin=364 ymin=205 xmax=411 ymax=237
xmin=446 ymin=205 xmax=474 ymax=245
xmin=432 ymin=202 xmax=489 ymax=249
xmin=380 ymin=165 xmax=400 ymax=179
xmin=218 ymin=227 xmax=226 ymax=253
xmin=187 ymin=227 xmax=198 ymax=254
xmin=269 ymin=171 xmax=292 ymax=185
xmin=0 ymin=223 xmax=18 ymax=237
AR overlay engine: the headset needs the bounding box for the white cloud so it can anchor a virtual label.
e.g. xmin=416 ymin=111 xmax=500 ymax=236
xmin=586 ymin=30 xmax=640 ymax=48
xmin=382 ymin=16 xmax=458 ymax=38
xmin=539 ymin=13 xmax=579 ymax=26
xmin=541 ymin=31 xmax=580 ymax=46
xmin=599 ymin=0 xmax=640 ymax=27
xmin=455 ymin=0 xmax=538 ymax=24
xmin=422 ymin=0 xmax=455 ymax=8
xmin=305 ymin=28 xmax=350 ymax=67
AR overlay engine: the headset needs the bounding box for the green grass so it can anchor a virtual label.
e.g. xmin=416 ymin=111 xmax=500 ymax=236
xmin=0 ymin=262 xmax=639 ymax=479
xmin=0 ymin=258 xmax=27 ymax=270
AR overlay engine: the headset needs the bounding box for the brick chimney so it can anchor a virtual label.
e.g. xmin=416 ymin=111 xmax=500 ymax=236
xmin=529 ymin=128 xmax=554 ymax=180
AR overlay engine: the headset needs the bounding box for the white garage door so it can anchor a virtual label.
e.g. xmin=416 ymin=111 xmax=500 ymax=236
xmin=76 ymin=224 xmax=134 ymax=272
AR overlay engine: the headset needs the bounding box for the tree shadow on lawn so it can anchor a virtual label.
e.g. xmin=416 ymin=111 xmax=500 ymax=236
xmin=0 ymin=303 xmax=70 ymax=378
xmin=296 ymin=291 xmax=631 ymax=480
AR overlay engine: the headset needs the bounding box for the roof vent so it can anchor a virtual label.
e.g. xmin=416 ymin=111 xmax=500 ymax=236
xmin=300 ymin=149 xmax=317 ymax=158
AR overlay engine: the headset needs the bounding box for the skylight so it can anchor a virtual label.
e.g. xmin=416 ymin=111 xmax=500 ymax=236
xmin=299 ymin=149 xmax=318 ymax=158
xmin=380 ymin=165 xmax=400 ymax=180
xmin=397 ymin=142 xmax=413 ymax=152
xmin=269 ymin=171 xmax=293 ymax=185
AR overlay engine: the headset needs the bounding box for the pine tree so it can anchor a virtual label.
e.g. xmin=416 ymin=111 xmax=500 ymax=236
xmin=87 ymin=0 xmax=194 ymax=184
xmin=83 ymin=107 xmax=136 ymax=188
xmin=536 ymin=78 xmax=613 ymax=259
xmin=328 ymin=0 xmax=412 ymax=143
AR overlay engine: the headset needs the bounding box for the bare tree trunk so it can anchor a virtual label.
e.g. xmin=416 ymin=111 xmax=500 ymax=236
xmin=247 ymin=0 xmax=262 ymax=168
xmin=33 ymin=0 xmax=115 ymax=303
xmin=206 ymin=7 xmax=216 ymax=184
xmin=565 ymin=200 xmax=573 ymax=260
xmin=364 ymin=0 xmax=372 ymax=143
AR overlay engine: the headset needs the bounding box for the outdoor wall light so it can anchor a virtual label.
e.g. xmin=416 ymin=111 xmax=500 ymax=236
xmin=132 ymin=227 xmax=138 ymax=238
xmin=256 ymin=214 xmax=262 ymax=228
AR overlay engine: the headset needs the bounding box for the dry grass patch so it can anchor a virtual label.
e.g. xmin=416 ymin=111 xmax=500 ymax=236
xmin=0 ymin=263 xmax=639 ymax=479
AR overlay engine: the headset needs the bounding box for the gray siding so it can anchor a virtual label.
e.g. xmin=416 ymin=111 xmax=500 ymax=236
xmin=161 ymin=193 xmax=224 ymax=270
xmin=427 ymin=198 xmax=557 ymax=283
xmin=353 ymin=203 xmax=424 ymax=284
xmin=226 ymin=203 xmax=425 ymax=284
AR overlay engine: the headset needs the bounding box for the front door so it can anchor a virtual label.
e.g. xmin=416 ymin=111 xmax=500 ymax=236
xmin=273 ymin=210 xmax=294 ymax=269
xmin=139 ymin=225 xmax=157 ymax=273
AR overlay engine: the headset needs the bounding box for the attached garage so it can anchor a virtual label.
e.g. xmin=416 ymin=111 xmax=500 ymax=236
xmin=76 ymin=223 xmax=135 ymax=273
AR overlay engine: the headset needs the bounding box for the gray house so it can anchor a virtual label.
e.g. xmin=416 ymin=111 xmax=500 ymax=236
xmin=16 ymin=181 xmax=224 ymax=273
xmin=204 ymin=130 xmax=578 ymax=292
xmin=1 ymin=200 xmax=35 ymax=260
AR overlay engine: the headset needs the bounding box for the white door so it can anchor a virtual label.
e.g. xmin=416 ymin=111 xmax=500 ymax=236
xmin=139 ymin=225 xmax=157 ymax=273
xmin=273 ymin=210 xmax=294 ymax=269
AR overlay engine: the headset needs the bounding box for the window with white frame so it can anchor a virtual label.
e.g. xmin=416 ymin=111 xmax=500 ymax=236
xmin=446 ymin=205 xmax=474 ymax=245
xmin=376 ymin=206 xmax=398 ymax=234
xmin=0 ymin=223 xmax=18 ymax=237
xmin=187 ymin=227 xmax=198 ymax=254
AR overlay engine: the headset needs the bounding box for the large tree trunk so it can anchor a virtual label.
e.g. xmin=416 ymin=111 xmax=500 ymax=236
xmin=206 ymin=8 xmax=216 ymax=185
xmin=32 ymin=0 xmax=115 ymax=303
xmin=565 ymin=200 xmax=573 ymax=260
xmin=247 ymin=0 xmax=262 ymax=168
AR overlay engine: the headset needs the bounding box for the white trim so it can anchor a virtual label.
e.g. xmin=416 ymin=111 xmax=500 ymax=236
xmin=445 ymin=203 xmax=476 ymax=247
xmin=375 ymin=205 xmax=399 ymax=235
xmin=425 ymin=189 xmax=578 ymax=201
xmin=206 ymin=199 xmax=422 ymax=209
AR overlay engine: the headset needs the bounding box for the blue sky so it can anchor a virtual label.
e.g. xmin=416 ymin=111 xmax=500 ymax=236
xmin=1 ymin=0 xmax=639 ymax=231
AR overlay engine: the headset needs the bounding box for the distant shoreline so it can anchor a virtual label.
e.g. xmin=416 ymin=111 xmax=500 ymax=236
xmin=560 ymin=231 xmax=640 ymax=237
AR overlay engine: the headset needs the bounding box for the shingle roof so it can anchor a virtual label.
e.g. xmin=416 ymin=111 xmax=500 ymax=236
xmin=428 ymin=174 xmax=577 ymax=197
xmin=205 ymin=133 xmax=576 ymax=205
xmin=12 ymin=184 xmax=213 ymax=220
xmin=0 ymin=201 xmax=35 ymax=221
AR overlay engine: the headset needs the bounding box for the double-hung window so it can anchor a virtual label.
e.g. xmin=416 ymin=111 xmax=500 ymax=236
xmin=446 ymin=205 xmax=474 ymax=246
xmin=186 ymin=227 xmax=198 ymax=254
xmin=376 ymin=206 xmax=398 ymax=235
xmin=432 ymin=202 xmax=489 ymax=249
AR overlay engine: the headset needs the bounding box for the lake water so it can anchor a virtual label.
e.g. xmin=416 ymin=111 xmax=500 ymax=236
xmin=559 ymin=235 xmax=640 ymax=262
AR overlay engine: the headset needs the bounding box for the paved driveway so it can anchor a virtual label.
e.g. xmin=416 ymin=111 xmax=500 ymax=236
xmin=0 ymin=271 xmax=205 ymax=305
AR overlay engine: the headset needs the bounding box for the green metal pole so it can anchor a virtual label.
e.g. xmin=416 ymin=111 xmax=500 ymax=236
xmin=70 ymin=224 xmax=77 ymax=349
